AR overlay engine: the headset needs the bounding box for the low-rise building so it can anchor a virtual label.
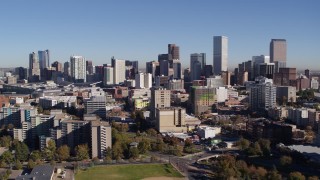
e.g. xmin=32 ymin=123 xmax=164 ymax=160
xmin=197 ymin=126 xmax=221 ymax=139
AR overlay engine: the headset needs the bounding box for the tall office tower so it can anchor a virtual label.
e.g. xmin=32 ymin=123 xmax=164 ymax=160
xmin=146 ymin=61 xmax=159 ymax=80
xmin=159 ymin=60 xmax=170 ymax=76
xmin=270 ymin=39 xmax=287 ymax=72
xmin=86 ymin=60 xmax=94 ymax=75
xmin=111 ymin=57 xmax=126 ymax=84
xmin=273 ymin=67 xmax=297 ymax=86
xmin=70 ymin=56 xmax=86 ymax=83
xmin=125 ymin=60 xmax=139 ymax=74
xmin=15 ymin=67 xmax=28 ymax=80
xmin=305 ymin=69 xmax=310 ymax=79
xmin=135 ymin=73 xmax=145 ymax=89
xmin=158 ymin=54 xmax=172 ymax=62
xmin=51 ymin=61 xmax=62 ymax=72
xmin=213 ymin=36 xmax=228 ymax=75
xmin=95 ymin=66 xmax=104 ymax=81
xmin=84 ymin=96 xmax=107 ymax=119
xmin=150 ymin=88 xmax=171 ymax=119
xmin=252 ymin=55 xmax=270 ymax=78
xmin=29 ymin=52 xmax=40 ymax=81
xmin=190 ymin=53 xmax=206 ymax=81
xmin=249 ymin=77 xmax=276 ymax=112
xmin=103 ymin=66 xmax=114 ymax=86
xmin=190 ymin=86 xmax=216 ymax=116
xmin=221 ymin=71 xmax=231 ymax=86
xmin=144 ymin=73 xmax=152 ymax=89
xmin=172 ymin=60 xmax=181 ymax=79
xmin=168 ymin=44 xmax=180 ymax=60
xmin=259 ymin=63 xmax=275 ymax=79
xmin=90 ymin=120 xmax=112 ymax=159
xmin=63 ymin=61 xmax=70 ymax=76
xmin=38 ymin=50 xmax=50 ymax=70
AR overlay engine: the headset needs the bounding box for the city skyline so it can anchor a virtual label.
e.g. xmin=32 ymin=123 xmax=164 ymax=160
xmin=0 ymin=1 xmax=319 ymax=70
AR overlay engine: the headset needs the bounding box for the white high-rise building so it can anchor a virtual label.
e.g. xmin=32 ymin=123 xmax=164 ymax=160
xmin=213 ymin=36 xmax=228 ymax=75
xmin=103 ymin=66 xmax=114 ymax=85
xmin=144 ymin=73 xmax=152 ymax=89
xmin=70 ymin=56 xmax=86 ymax=82
xmin=135 ymin=73 xmax=145 ymax=89
xmin=249 ymin=77 xmax=276 ymax=112
xmin=112 ymin=58 xmax=126 ymax=84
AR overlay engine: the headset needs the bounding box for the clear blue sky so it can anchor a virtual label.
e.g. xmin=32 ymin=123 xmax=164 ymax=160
xmin=0 ymin=0 xmax=319 ymax=70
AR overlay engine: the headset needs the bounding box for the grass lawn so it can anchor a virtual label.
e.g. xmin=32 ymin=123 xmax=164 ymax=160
xmin=75 ymin=164 xmax=184 ymax=180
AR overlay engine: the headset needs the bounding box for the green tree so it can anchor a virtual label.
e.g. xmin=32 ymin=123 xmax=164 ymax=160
xmin=289 ymin=171 xmax=306 ymax=180
xmin=0 ymin=151 xmax=14 ymax=166
xmin=104 ymin=147 xmax=112 ymax=159
xmin=0 ymin=136 xmax=11 ymax=148
xmin=129 ymin=147 xmax=139 ymax=159
xmin=215 ymin=155 xmax=239 ymax=179
xmin=183 ymin=138 xmax=195 ymax=153
xmin=237 ymin=137 xmax=250 ymax=150
xmin=12 ymin=141 xmax=29 ymax=162
xmin=266 ymin=166 xmax=282 ymax=180
xmin=56 ymin=145 xmax=70 ymax=162
xmin=14 ymin=160 xmax=22 ymax=170
xmin=236 ymin=160 xmax=249 ymax=178
xmin=138 ymin=139 xmax=151 ymax=154
xmin=30 ymin=150 xmax=42 ymax=162
xmin=27 ymin=159 xmax=36 ymax=170
xmin=258 ymin=139 xmax=271 ymax=156
xmin=112 ymin=142 xmax=124 ymax=160
xmin=280 ymin=155 xmax=292 ymax=166
xmin=146 ymin=128 xmax=157 ymax=137
xmin=253 ymin=142 xmax=262 ymax=156
xmin=75 ymin=144 xmax=89 ymax=161
xmin=43 ymin=140 xmax=56 ymax=161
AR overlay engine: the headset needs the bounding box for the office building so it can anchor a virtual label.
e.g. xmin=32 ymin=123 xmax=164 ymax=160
xmin=273 ymin=67 xmax=297 ymax=86
xmin=168 ymin=44 xmax=180 ymax=60
xmin=311 ymin=78 xmax=319 ymax=90
xmin=190 ymin=53 xmax=206 ymax=81
xmin=111 ymin=58 xmax=126 ymax=84
xmin=221 ymin=71 xmax=231 ymax=86
xmin=206 ymin=76 xmax=225 ymax=88
xmin=86 ymin=60 xmax=94 ymax=75
xmin=259 ymin=63 xmax=275 ymax=79
xmin=213 ymin=36 xmax=228 ymax=75
xmin=146 ymin=61 xmax=159 ymax=80
xmin=172 ymin=60 xmax=182 ymax=79
xmin=190 ymin=86 xmax=216 ymax=115
xmin=29 ymin=52 xmax=41 ymax=81
xmin=15 ymin=67 xmax=28 ymax=80
xmin=84 ymin=96 xmax=107 ymax=119
xmin=144 ymin=73 xmax=152 ymax=89
xmin=38 ymin=50 xmax=50 ymax=70
xmin=252 ymin=55 xmax=270 ymax=78
xmin=156 ymin=107 xmax=187 ymax=133
xmin=103 ymin=66 xmax=114 ymax=85
xmin=70 ymin=56 xmax=86 ymax=82
xmin=13 ymin=122 xmax=31 ymax=142
xmin=276 ymin=86 xmax=296 ymax=104
xmin=60 ymin=119 xmax=89 ymax=149
xmin=51 ymin=61 xmax=62 ymax=72
xmin=150 ymin=88 xmax=171 ymax=119
xmin=159 ymin=60 xmax=170 ymax=76
xmin=135 ymin=73 xmax=145 ymax=89
xmin=90 ymin=120 xmax=112 ymax=159
xmin=270 ymin=39 xmax=287 ymax=72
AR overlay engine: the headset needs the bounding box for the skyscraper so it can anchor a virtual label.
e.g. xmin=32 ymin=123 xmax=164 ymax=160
xmin=270 ymin=39 xmax=287 ymax=72
xmin=51 ymin=61 xmax=62 ymax=72
xmin=213 ymin=36 xmax=228 ymax=75
xmin=29 ymin=52 xmax=40 ymax=81
xmin=168 ymin=44 xmax=180 ymax=60
xmin=70 ymin=55 xmax=86 ymax=82
xmin=190 ymin=53 xmax=206 ymax=81
xmin=38 ymin=50 xmax=50 ymax=70
xmin=103 ymin=66 xmax=114 ymax=85
xmin=111 ymin=57 xmax=126 ymax=84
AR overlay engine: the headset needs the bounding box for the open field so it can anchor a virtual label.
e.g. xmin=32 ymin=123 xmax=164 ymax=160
xmin=75 ymin=164 xmax=184 ymax=180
